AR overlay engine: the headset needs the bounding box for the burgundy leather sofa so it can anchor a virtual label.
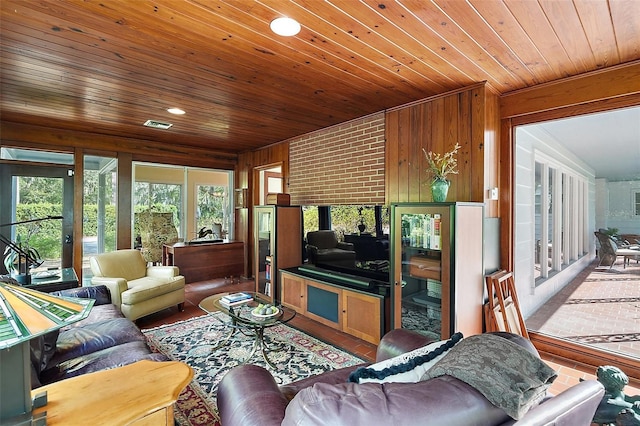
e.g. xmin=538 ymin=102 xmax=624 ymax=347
xmin=218 ymin=329 xmax=604 ymax=426
xmin=29 ymin=284 xmax=167 ymax=388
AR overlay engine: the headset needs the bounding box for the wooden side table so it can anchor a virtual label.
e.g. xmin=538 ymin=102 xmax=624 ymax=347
xmin=162 ymin=240 xmax=244 ymax=283
xmin=32 ymin=360 xmax=193 ymax=425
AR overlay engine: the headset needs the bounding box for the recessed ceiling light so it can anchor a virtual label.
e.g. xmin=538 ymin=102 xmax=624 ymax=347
xmin=270 ymin=17 xmax=301 ymax=37
xmin=167 ymin=108 xmax=185 ymax=115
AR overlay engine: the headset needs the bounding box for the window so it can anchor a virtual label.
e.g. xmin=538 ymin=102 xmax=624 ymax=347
xmin=534 ymin=155 xmax=588 ymax=283
xmin=83 ymin=155 xmax=117 ymax=283
xmin=635 ymin=191 xmax=640 ymax=216
xmin=196 ymin=185 xmax=229 ymax=237
xmin=133 ymin=163 xmax=233 ymax=243
xmin=134 ymin=182 xmax=182 ymax=238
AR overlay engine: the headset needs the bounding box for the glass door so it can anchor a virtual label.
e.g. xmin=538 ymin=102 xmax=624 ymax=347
xmin=392 ymin=204 xmax=451 ymax=341
xmin=0 ymin=163 xmax=74 ymax=275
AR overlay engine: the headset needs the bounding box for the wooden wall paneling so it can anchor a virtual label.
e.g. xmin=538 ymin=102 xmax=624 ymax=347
xmin=385 ymin=83 xmax=493 ymax=205
xmin=408 ymin=104 xmax=423 ymax=202
xmin=417 ymin=102 xmax=430 ymax=202
xmin=429 ymin=96 xmax=446 ymax=179
xmin=445 ymin=94 xmax=462 ymax=201
xmin=397 ymin=107 xmax=411 ymax=202
xmin=499 ymin=118 xmax=515 ymax=272
xmin=470 ymin=86 xmax=486 ymax=203
xmin=457 ymin=90 xmax=472 ymax=202
xmin=484 ymin=90 xmax=501 ymax=218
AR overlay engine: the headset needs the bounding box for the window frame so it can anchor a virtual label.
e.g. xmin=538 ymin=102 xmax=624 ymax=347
xmin=533 ymin=152 xmax=589 ymax=284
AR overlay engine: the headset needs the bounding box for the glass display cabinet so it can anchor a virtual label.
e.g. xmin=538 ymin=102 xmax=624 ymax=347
xmin=254 ymin=205 xmax=302 ymax=303
xmin=391 ymin=202 xmax=484 ymax=340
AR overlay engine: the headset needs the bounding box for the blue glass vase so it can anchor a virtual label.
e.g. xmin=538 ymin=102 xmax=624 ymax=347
xmin=431 ymin=179 xmax=450 ymax=202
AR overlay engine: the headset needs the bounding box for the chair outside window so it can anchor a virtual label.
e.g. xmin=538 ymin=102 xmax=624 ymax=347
xmin=306 ymin=230 xmax=357 ymax=268
xmin=136 ymin=211 xmax=179 ymax=265
xmin=594 ymin=231 xmax=640 ymax=269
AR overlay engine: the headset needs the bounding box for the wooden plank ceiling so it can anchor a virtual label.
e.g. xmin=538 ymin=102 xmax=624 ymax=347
xmin=1 ymin=0 xmax=639 ymax=154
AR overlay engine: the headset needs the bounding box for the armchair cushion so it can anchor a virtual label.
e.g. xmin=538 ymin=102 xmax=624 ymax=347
xmin=123 ymin=276 xmax=185 ymax=305
xmin=90 ymin=249 xmax=148 ymax=280
xmin=146 ymin=265 xmax=181 ymax=278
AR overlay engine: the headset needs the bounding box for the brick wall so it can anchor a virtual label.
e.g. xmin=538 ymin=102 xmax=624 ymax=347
xmin=289 ymin=112 xmax=385 ymax=205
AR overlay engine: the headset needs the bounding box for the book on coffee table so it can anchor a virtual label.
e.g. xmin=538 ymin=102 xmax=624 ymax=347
xmin=220 ymin=292 xmax=252 ymax=307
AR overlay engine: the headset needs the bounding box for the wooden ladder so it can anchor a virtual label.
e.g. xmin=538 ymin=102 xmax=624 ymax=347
xmin=484 ymin=270 xmax=529 ymax=338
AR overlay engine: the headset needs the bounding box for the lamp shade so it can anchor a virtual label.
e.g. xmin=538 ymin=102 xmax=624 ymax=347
xmin=0 ymin=282 xmax=94 ymax=349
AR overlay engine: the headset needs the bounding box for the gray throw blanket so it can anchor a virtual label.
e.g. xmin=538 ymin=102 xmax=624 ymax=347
xmin=421 ymin=334 xmax=557 ymax=420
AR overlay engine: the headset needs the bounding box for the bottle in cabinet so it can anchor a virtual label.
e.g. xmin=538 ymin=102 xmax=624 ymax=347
xmin=254 ymin=205 xmax=302 ymax=303
xmin=391 ymin=202 xmax=484 ymax=340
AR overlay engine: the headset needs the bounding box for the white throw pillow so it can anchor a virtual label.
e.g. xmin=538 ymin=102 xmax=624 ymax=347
xmin=348 ymin=332 xmax=463 ymax=384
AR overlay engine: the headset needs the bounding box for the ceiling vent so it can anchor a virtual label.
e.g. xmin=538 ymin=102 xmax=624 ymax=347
xmin=143 ymin=119 xmax=173 ymax=130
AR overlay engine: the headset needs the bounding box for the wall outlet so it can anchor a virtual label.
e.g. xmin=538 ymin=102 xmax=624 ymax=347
xmin=488 ymin=187 xmax=499 ymax=200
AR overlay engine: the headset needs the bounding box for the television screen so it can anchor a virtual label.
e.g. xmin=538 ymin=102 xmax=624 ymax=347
xmin=301 ymin=205 xmax=390 ymax=283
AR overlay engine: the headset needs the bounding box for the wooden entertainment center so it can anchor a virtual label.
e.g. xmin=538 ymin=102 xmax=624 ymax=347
xmin=162 ymin=241 xmax=244 ymax=283
xmin=280 ymin=266 xmax=388 ymax=345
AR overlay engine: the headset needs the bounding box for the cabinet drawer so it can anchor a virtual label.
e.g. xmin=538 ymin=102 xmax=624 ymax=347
xmin=409 ymin=255 xmax=441 ymax=280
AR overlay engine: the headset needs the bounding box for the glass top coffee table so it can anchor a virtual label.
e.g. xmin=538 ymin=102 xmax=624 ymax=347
xmin=199 ymin=292 xmax=296 ymax=368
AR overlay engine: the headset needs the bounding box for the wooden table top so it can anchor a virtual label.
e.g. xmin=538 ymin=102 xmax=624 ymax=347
xmin=32 ymin=360 xmax=193 ymax=425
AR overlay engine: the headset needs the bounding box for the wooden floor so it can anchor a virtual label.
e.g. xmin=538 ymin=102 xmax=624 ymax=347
xmin=136 ymin=276 xmax=635 ymax=398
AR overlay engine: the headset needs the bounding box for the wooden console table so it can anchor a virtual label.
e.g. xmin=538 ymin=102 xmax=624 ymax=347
xmin=163 ymin=240 xmax=244 ymax=283
xmin=32 ymin=360 xmax=193 ymax=425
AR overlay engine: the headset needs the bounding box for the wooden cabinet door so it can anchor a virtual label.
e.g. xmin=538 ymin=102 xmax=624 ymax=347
xmin=342 ymin=291 xmax=382 ymax=344
xmin=305 ymin=280 xmax=342 ymax=330
xmin=280 ymin=271 xmax=306 ymax=313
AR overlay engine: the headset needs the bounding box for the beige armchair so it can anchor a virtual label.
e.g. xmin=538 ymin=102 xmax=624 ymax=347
xmin=90 ymin=249 xmax=185 ymax=321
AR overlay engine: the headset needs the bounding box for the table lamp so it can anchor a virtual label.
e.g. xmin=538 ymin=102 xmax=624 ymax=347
xmin=1 ymin=216 xmax=64 ymax=285
xmin=0 ymin=281 xmax=94 ymax=425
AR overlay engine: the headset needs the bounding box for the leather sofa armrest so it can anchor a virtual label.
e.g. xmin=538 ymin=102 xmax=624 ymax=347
xmin=146 ymin=265 xmax=180 ymax=278
xmin=337 ymin=241 xmax=354 ymax=250
xmin=376 ymin=328 xmax=435 ymax=362
xmin=501 ymin=380 xmax=604 ymax=425
xmin=218 ymin=364 xmax=288 ymax=426
xmin=51 ymin=285 xmax=112 ymax=305
xmin=90 ymin=277 xmax=128 ymax=306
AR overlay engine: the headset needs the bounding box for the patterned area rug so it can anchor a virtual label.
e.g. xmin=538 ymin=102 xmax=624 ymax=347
xmin=142 ymin=313 xmax=364 ymax=426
